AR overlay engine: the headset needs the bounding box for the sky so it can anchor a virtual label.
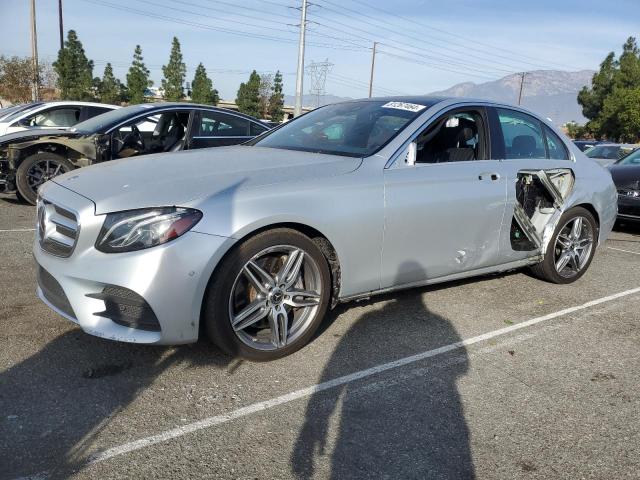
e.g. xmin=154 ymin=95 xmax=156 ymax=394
xmin=1 ymin=0 xmax=638 ymax=102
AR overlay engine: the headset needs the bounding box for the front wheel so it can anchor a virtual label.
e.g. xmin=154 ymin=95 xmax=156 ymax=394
xmin=16 ymin=152 xmax=74 ymax=205
xmin=204 ymin=229 xmax=331 ymax=361
xmin=530 ymin=206 xmax=598 ymax=284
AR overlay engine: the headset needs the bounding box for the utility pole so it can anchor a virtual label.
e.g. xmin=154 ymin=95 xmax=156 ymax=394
xmin=368 ymin=41 xmax=377 ymax=98
xmin=517 ymin=72 xmax=526 ymax=105
xmin=293 ymin=0 xmax=308 ymax=117
xmin=30 ymin=0 xmax=40 ymax=102
xmin=58 ymin=0 xmax=64 ymax=51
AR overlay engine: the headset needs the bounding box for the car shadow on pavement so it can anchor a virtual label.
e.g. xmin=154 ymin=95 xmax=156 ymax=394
xmin=290 ymin=262 xmax=475 ymax=479
xmin=0 ymin=330 xmax=232 ymax=479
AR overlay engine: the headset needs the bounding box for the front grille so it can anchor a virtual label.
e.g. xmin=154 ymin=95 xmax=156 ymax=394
xmin=86 ymin=286 xmax=161 ymax=332
xmin=37 ymin=265 xmax=76 ymax=319
xmin=37 ymin=199 xmax=79 ymax=257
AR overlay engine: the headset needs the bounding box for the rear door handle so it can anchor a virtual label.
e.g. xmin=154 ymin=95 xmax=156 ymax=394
xmin=479 ymin=172 xmax=501 ymax=181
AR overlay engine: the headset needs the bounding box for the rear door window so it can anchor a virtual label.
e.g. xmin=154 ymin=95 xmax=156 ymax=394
xmin=198 ymin=112 xmax=250 ymax=137
xmin=496 ymin=108 xmax=546 ymax=159
xmin=544 ymin=126 xmax=569 ymax=160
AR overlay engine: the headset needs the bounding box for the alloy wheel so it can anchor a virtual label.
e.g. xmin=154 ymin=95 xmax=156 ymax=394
xmin=553 ymin=216 xmax=594 ymax=278
xmin=26 ymin=158 xmax=70 ymax=191
xmin=228 ymin=245 xmax=322 ymax=351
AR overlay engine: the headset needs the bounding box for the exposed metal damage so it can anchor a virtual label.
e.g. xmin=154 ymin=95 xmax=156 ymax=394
xmin=511 ymin=169 xmax=575 ymax=255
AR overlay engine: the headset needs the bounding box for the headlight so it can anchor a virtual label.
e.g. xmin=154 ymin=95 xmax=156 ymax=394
xmin=95 ymin=207 xmax=202 ymax=253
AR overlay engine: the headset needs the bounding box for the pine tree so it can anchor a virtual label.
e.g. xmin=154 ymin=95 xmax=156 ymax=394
xmin=236 ymin=70 xmax=261 ymax=118
xmin=190 ymin=63 xmax=218 ymax=105
xmin=52 ymin=30 xmax=94 ymax=100
xmin=126 ymin=45 xmax=152 ymax=105
xmin=99 ymin=63 xmax=120 ymax=104
xmin=268 ymin=70 xmax=285 ymax=122
xmin=578 ymin=36 xmax=640 ymax=141
xmin=161 ymin=37 xmax=186 ymax=101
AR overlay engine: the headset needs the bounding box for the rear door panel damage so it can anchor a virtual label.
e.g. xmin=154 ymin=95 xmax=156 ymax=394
xmin=511 ymin=168 xmax=575 ymax=253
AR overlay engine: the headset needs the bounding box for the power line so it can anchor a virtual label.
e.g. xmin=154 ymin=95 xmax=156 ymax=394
xmin=81 ymin=0 xmax=363 ymax=50
xmin=341 ymin=0 xmax=579 ymax=71
xmin=308 ymin=13 xmax=518 ymax=77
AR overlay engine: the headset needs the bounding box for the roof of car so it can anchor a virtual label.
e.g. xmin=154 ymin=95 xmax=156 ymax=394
xmin=32 ymin=101 xmax=120 ymax=108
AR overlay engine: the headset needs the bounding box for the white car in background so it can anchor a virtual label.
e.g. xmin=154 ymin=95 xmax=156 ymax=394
xmin=0 ymin=101 xmax=119 ymax=137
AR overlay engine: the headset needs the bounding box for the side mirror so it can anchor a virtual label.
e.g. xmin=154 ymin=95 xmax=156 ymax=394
xmin=404 ymin=141 xmax=417 ymax=166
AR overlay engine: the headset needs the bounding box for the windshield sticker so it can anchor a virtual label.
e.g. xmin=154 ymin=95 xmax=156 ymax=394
xmin=381 ymin=101 xmax=426 ymax=113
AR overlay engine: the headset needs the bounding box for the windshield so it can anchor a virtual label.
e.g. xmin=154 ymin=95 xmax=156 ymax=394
xmin=1 ymin=102 xmax=45 ymax=123
xmin=616 ymin=149 xmax=640 ymax=165
xmin=251 ymin=100 xmax=430 ymax=157
xmin=585 ymin=145 xmax=624 ymax=159
xmin=71 ymin=104 xmax=154 ymax=134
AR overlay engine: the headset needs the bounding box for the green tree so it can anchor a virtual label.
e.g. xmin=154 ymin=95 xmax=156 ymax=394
xmin=98 ymin=63 xmax=120 ymax=104
xmin=236 ymin=70 xmax=261 ymax=117
xmin=578 ymin=37 xmax=640 ymax=141
xmin=268 ymin=70 xmax=285 ymax=122
xmin=52 ymin=30 xmax=94 ymax=100
xmin=190 ymin=63 xmax=218 ymax=105
xmin=126 ymin=45 xmax=152 ymax=105
xmin=161 ymin=37 xmax=186 ymax=101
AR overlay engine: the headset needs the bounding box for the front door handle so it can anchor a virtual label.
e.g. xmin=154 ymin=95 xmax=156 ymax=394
xmin=479 ymin=172 xmax=501 ymax=181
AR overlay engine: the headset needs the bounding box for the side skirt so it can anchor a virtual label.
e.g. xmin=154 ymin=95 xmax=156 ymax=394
xmin=339 ymin=256 xmax=541 ymax=303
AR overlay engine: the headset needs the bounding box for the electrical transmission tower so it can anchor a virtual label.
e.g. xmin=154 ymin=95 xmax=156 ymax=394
xmin=306 ymin=59 xmax=333 ymax=108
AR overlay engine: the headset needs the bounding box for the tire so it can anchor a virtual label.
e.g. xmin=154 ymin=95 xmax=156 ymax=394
xmin=14 ymin=189 xmax=28 ymax=204
xmin=204 ymin=228 xmax=331 ymax=361
xmin=16 ymin=152 xmax=75 ymax=205
xmin=530 ymin=206 xmax=598 ymax=284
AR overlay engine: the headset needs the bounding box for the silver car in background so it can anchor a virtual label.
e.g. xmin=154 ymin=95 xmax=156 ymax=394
xmin=35 ymin=97 xmax=617 ymax=360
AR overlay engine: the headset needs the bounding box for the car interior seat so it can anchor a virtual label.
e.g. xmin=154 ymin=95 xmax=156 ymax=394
xmin=511 ymin=135 xmax=536 ymax=158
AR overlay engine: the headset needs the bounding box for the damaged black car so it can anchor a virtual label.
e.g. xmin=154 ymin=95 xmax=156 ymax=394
xmin=0 ymin=103 xmax=271 ymax=204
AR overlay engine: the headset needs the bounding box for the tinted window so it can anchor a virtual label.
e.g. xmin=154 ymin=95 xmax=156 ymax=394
xmin=85 ymin=106 xmax=113 ymax=119
xmin=414 ymin=110 xmax=486 ymax=163
xmin=497 ymin=108 xmax=545 ymax=159
xmin=252 ymin=100 xmax=428 ymax=157
xmin=544 ymin=126 xmax=569 ymax=160
xmin=199 ymin=112 xmax=250 ymax=136
xmin=250 ymin=122 xmax=268 ymax=136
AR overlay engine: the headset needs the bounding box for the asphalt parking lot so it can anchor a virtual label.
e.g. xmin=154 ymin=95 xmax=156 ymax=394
xmin=0 ymin=194 xmax=639 ymax=480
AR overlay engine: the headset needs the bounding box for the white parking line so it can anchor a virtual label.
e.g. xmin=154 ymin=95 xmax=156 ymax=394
xmin=608 ymin=246 xmax=640 ymax=256
xmin=85 ymin=286 xmax=640 ymax=466
xmin=0 ymin=228 xmax=35 ymax=232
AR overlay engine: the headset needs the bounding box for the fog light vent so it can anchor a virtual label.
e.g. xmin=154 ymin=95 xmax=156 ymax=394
xmin=87 ymin=286 xmax=161 ymax=332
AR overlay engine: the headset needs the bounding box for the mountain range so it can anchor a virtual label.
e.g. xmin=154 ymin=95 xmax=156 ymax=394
xmin=286 ymin=70 xmax=595 ymax=125
xmin=427 ymin=70 xmax=595 ymax=125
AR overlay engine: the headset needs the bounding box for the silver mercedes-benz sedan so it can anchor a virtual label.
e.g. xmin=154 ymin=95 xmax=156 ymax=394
xmin=34 ymin=97 xmax=617 ymax=360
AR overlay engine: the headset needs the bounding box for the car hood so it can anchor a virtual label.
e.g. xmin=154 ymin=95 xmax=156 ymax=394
xmin=0 ymin=128 xmax=75 ymax=147
xmin=52 ymin=146 xmax=363 ymax=214
xmin=608 ymin=164 xmax=640 ymax=190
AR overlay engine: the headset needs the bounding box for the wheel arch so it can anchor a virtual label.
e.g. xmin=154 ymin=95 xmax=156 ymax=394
xmin=197 ymin=221 xmax=343 ymax=338
xmin=12 ymin=141 xmax=82 ymax=167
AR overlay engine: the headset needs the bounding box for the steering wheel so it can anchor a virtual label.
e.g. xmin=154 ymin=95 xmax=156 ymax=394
xmin=131 ymin=124 xmax=146 ymax=151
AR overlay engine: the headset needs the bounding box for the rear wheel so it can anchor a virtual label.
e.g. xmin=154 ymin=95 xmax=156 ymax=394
xmin=16 ymin=152 xmax=74 ymax=205
xmin=530 ymin=206 xmax=597 ymax=284
xmin=204 ymin=229 xmax=331 ymax=361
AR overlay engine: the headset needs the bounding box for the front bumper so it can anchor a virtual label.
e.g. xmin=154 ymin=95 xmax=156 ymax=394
xmin=34 ymin=181 xmax=235 ymax=345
